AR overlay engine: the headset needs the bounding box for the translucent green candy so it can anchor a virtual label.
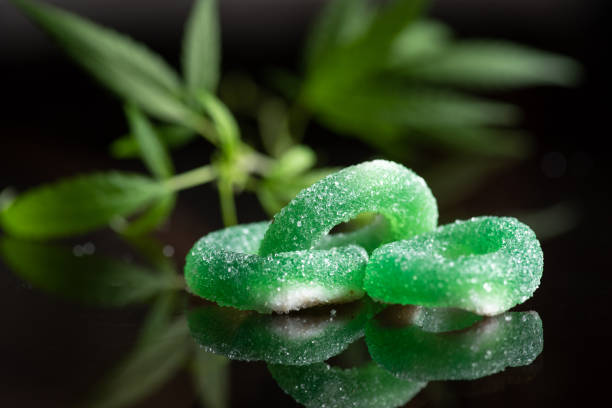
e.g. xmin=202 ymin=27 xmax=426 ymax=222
xmin=188 ymin=300 xmax=377 ymax=365
xmin=259 ymin=160 xmax=438 ymax=256
xmin=268 ymin=362 xmax=426 ymax=408
xmin=365 ymin=308 xmax=543 ymax=381
xmin=364 ymin=217 xmax=543 ymax=315
xmin=184 ymin=222 xmax=368 ymax=313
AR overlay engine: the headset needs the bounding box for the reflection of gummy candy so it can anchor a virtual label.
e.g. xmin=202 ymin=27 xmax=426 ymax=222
xmin=378 ymin=305 xmax=484 ymax=333
xmin=269 ymin=361 xmax=426 ymax=408
xmin=364 ymin=217 xmax=543 ymax=315
xmin=187 ymin=300 xmax=378 ymax=365
xmin=185 ymin=222 xmax=368 ymax=313
xmin=259 ymin=160 xmax=438 ymax=256
xmin=366 ymin=309 xmax=543 ymax=381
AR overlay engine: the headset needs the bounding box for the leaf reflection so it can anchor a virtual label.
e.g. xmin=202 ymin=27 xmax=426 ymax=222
xmin=191 ymin=348 xmax=230 ymax=408
xmin=0 ymin=237 xmax=181 ymax=307
xmin=86 ymin=318 xmax=192 ymax=408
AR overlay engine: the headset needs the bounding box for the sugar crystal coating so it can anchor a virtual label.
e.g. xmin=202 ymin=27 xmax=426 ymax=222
xmin=365 ymin=310 xmax=543 ymax=381
xmin=259 ymin=160 xmax=438 ymax=256
xmin=268 ymin=361 xmax=426 ymax=408
xmin=364 ymin=217 xmax=543 ymax=315
xmin=184 ymin=222 xmax=368 ymax=313
xmin=187 ymin=300 xmax=377 ymax=365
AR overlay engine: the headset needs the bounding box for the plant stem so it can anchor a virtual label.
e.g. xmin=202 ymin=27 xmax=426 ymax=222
xmin=218 ymin=179 xmax=237 ymax=226
xmin=164 ymin=165 xmax=216 ymax=192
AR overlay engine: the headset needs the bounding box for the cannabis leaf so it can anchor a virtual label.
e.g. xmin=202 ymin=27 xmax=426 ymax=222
xmin=12 ymin=0 xmax=197 ymax=125
xmin=1 ymin=172 xmax=167 ymax=239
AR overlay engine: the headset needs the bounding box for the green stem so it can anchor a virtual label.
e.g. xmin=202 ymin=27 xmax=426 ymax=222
xmin=164 ymin=165 xmax=217 ymax=192
xmin=218 ymin=179 xmax=238 ymax=226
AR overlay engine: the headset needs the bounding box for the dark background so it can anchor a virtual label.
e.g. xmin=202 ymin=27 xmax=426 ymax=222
xmin=1 ymin=0 xmax=610 ymax=406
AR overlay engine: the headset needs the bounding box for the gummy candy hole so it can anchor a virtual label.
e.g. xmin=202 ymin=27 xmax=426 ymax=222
xmin=439 ymin=236 xmax=503 ymax=260
xmin=329 ymin=212 xmax=379 ymax=234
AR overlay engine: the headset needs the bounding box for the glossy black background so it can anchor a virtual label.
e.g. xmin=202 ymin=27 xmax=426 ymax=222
xmin=1 ymin=0 xmax=610 ymax=406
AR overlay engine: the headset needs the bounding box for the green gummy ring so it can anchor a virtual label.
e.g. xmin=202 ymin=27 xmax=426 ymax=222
xmin=268 ymin=361 xmax=426 ymax=408
xmin=365 ymin=309 xmax=543 ymax=381
xmin=184 ymin=222 xmax=369 ymax=313
xmin=187 ymin=300 xmax=378 ymax=365
xmin=258 ymin=160 xmax=438 ymax=256
xmin=364 ymin=217 xmax=543 ymax=316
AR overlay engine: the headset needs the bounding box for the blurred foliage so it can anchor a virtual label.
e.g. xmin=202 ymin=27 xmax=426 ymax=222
xmin=2 ymin=0 xmax=579 ymax=239
xmin=296 ymin=0 xmax=578 ymax=158
xmin=1 ymin=172 xmax=168 ymax=239
xmin=0 ymin=237 xmax=180 ymax=306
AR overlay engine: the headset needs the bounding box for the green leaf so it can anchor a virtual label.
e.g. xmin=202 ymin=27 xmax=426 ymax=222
xmin=390 ymin=89 xmax=521 ymax=128
xmin=13 ymin=0 xmax=198 ymax=124
xmin=257 ymin=97 xmax=294 ymax=157
xmin=0 ymin=188 xmax=16 ymax=212
xmin=256 ymin=145 xmax=319 ymax=215
xmin=403 ymin=40 xmax=581 ymax=89
xmin=388 ymin=19 xmax=451 ymax=66
xmin=359 ymin=0 xmax=428 ymax=54
xmin=256 ymin=187 xmax=285 ymax=217
xmin=319 ymin=81 xmax=520 ymax=128
xmin=198 ymin=91 xmax=240 ymax=150
xmin=303 ymin=0 xmax=427 ymax=105
xmin=304 ymin=0 xmax=372 ymax=69
xmin=86 ymin=319 xmax=191 ymax=408
xmin=191 ymin=348 xmax=230 ymax=408
xmin=410 ymin=126 xmax=529 ymax=158
xmin=310 ymin=81 xmax=530 ymax=158
xmin=311 ymin=83 xmax=523 ymax=156
xmin=183 ymin=0 xmax=221 ymax=93
xmin=118 ymin=194 xmax=176 ymax=237
xmin=1 ymin=172 xmax=167 ymax=239
xmin=124 ymin=104 xmax=175 ymax=179
xmin=257 ymin=167 xmax=337 ymax=216
xmin=266 ymin=145 xmax=316 ymax=179
xmin=0 ymin=237 xmax=177 ymax=307
xmin=110 ymin=125 xmax=196 ymax=159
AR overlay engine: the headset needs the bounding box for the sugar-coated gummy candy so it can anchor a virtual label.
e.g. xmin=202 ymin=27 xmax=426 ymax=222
xmin=184 ymin=222 xmax=368 ymax=313
xmin=259 ymin=160 xmax=438 ymax=256
xmin=187 ymin=300 xmax=378 ymax=365
xmin=365 ymin=308 xmax=543 ymax=381
xmin=364 ymin=217 xmax=543 ymax=315
xmin=268 ymin=361 xmax=426 ymax=408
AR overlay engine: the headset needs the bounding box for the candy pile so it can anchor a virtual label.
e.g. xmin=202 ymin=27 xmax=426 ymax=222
xmin=185 ymin=160 xmax=543 ymax=316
